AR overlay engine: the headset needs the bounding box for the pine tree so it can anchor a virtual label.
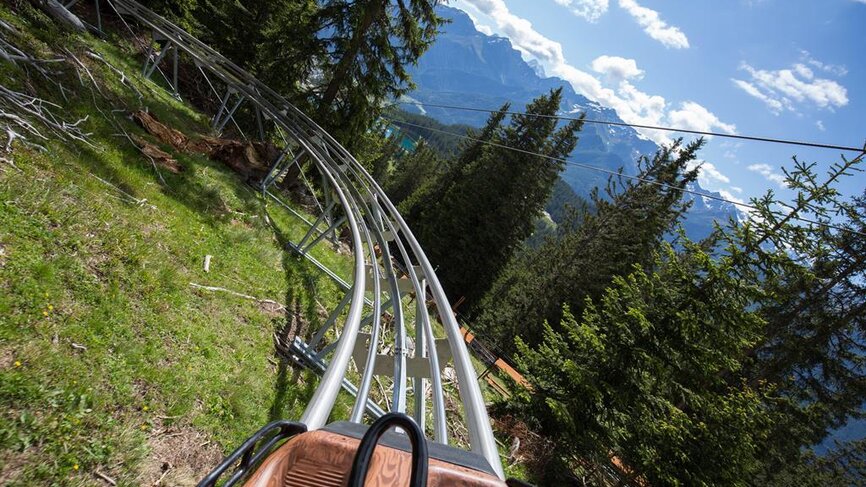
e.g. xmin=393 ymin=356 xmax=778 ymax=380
xmin=510 ymin=243 xmax=773 ymax=485
xmin=142 ymin=0 xmax=321 ymax=111
xmin=717 ymin=155 xmax=866 ymax=475
xmin=506 ymin=150 xmax=866 ymax=484
xmin=764 ymin=438 xmax=866 ymax=486
xmin=384 ymin=140 xmax=443 ymax=206
xmin=400 ymin=103 xmax=509 ymax=223
xmin=314 ymin=0 xmax=445 ymax=148
xmin=474 ymin=138 xmax=702 ymax=356
xmin=407 ymin=89 xmax=582 ymax=306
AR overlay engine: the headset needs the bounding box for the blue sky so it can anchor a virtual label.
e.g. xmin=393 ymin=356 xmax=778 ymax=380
xmin=449 ymin=0 xmax=866 ymax=206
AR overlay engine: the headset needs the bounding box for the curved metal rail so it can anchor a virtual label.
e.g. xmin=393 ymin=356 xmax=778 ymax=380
xmin=101 ymin=0 xmax=504 ymax=477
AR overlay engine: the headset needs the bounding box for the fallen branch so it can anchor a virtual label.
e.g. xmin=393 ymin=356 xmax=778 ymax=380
xmin=94 ymin=469 xmax=117 ymax=486
xmin=89 ymin=173 xmax=157 ymax=210
xmin=86 ymin=50 xmax=145 ymax=102
xmin=189 ymin=282 xmax=286 ymax=311
xmin=0 ymin=85 xmax=94 ymax=148
xmin=375 ymin=376 xmax=391 ymax=411
xmin=0 ymin=155 xmax=22 ymax=172
xmin=30 ymin=0 xmax=87 ymax=32
xmin=130 ymin=134 xmax=182 ymax=174
xmin=64 ymin=48 xmax=104 ymax=97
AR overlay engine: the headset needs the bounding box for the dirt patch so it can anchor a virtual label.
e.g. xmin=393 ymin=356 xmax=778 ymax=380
xmin=132 ymin=111 xmax=279 ymax=181
xmin=140 ymin=422 xmax=223 ymax=486
xmin=0 ymin=448 xmax=37 ymax=485
xmin=493 ymin=415 xmax=556 ymax=475
xmin=274 ymin=300 xmax=309 ymax=360
xmin=0 ymin=348 xmax=15 ymax=369
xmin=258 ymin=300 xmax=285 ymax=318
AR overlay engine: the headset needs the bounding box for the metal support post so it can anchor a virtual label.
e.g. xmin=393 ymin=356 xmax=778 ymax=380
xmin=215 ymin=95 xmax=244 ymax=134
xmin=413 ymin=278 xmax=427 ymax=432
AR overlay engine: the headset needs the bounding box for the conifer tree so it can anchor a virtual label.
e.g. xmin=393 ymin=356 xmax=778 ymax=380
xmin=510 ymin=243 xmax=773 ymax=485
xmin=475 ymin=138 xmax=702 ymax=355
xmin=400 ymin=103 xmax=510 ymax=222
xmin=384 ymin=140 xmax=443 ymax=206
xmin=507 ymin=151 xmax=866 ymax=484
xmin=314 ymin=0 xmax=445 ymax=148
xmin=407 ymin=88 xmax=582 ymax=306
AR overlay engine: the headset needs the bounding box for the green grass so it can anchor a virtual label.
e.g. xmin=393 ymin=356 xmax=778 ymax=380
xmin=0 ymin=6 xmax=353 ymax=485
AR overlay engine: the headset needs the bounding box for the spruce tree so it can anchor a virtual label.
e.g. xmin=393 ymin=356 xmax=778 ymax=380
xmin=314 ymin=0 xmax=445 ymax=148
xmin=475 ymin=138 xmax=702 ymax=356
xmin=510 ymin=243 xmax=773 ymax=485
xmin=407 ymin=89 xmax=582 ymax=306
xmin=507 ymin=151 xmax=866 ymax=484
xmin=384 ymin=140 xmax=443 ymax=206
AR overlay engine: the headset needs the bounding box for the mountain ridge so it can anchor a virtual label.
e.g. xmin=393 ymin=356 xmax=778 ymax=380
xmin=403 ymin=6 xmax=739 ymax=239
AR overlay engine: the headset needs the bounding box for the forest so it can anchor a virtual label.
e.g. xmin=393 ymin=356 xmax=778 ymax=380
xmin=4 ymin=0 xmax=866 ymax=485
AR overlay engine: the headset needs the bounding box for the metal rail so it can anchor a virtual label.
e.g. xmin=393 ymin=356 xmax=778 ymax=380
xmin=99 ymin=0 xmax=504 ymax=477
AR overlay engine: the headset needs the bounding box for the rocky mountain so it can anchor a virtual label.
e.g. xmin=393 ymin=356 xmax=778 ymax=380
xmin=403 ymin=6 xmax=739 ymax=239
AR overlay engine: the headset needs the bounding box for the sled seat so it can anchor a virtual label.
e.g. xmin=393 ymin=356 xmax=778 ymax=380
xmin=243 ymin=421 xmax=505 ymax=487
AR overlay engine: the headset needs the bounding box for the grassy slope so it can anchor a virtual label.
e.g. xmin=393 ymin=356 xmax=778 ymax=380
xmin=0 ymin=7 xmax=356 ymax=486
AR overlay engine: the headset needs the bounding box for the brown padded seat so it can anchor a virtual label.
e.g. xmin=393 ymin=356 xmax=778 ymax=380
xmin=242 ymin=426 xmax=506 ymax=487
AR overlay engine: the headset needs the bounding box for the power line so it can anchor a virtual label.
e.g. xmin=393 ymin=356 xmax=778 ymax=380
xmin=384 ymin=117 xmax=866 ymax=238
xmin=396 ymin=101 xmax=866 ymax=154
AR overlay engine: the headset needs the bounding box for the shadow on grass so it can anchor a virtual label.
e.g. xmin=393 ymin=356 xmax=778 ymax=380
xmin=265 ymin=203 xmax=329 ymax=422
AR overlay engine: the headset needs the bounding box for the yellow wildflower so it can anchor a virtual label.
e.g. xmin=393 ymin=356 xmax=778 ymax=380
xmin=14 ymin=360 xmax=22 ymax=367
xmin=73 ymin=464 xmax=79 ymax=471
xmin=142 ymin=406 xmax=149 ymax=412
xmin=48 ymin=304 xmax=54 ymax=311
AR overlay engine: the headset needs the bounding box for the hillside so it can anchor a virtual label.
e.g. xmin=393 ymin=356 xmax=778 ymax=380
xmin=403 ymin=6 xmax=740 ymax=238
xmin=0 ymin=7 xmax=355 ymax=485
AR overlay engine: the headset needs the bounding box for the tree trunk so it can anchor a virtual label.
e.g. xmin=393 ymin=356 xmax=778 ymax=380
xmin=316 ymin=0 xmax=384 ymax=120
xmin=32 ymin=0 xmax=87 ymax=32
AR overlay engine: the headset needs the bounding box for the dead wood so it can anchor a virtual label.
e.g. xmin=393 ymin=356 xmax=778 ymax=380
xmin=131 ymin=110 xmax=278 ymax=181
xmin=130 ymin=134 xmax=182 ymax=174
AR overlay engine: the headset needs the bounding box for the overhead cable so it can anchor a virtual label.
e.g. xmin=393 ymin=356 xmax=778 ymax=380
xmin=384 ymin=117 xmax=866 ymax=238
xmin=397 ymin=101 xmax=866 ymax=154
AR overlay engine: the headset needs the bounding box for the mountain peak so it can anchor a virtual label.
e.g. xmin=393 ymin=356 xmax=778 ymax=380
xmin=406 ymin=6 xmax=738 ymax=240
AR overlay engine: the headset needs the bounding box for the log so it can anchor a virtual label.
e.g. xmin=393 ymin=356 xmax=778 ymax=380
xmin=31 ymin=0 xmax=87 ymax=32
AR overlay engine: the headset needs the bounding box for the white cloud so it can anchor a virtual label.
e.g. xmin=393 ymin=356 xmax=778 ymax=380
xmin=734 ymin=62 xmax=848 ymax=113
xmin=731 ymin=79 xmax=784 ymax=113
xmin=792 ymin=63 xmax=814 ymax=80
xmin=476 ymin=23 xmax=494 ymax=35
xmin=591 ymin=55 xmax=644 ymax=81
xmin=459 ymin=0 xmax=567 ymax=65
xmin=617 ymin=0 xmax=689 ymax=49
xmin=748 ymin=163 xmax=787 ymax=187
xmin=718 ymin=189 xmax=747 ymax=207
xmin=687 ymin=159 xmax=731 ymax=187
xmin=455 ymin=0 xmax=732 ymax=145
xmin=800 ymin=50 xmax=848 ymax=77
xmin=816 ymin=120 xmax=825 ymax=131
xmin=668 ymin=101 xmax=737 ymax=135
xmin=553 ymin=0 xmax=609 ymax=22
